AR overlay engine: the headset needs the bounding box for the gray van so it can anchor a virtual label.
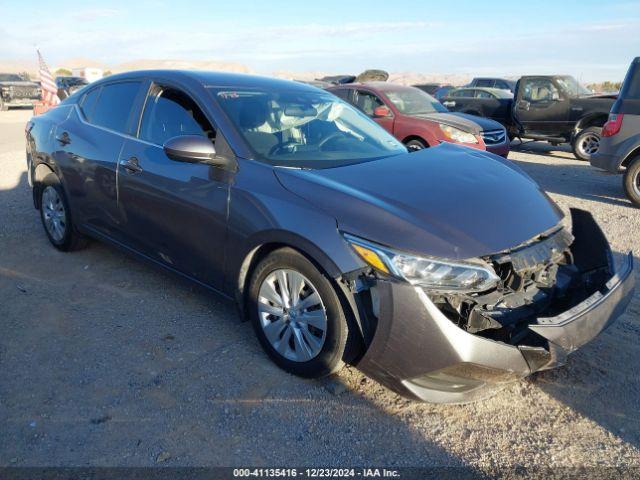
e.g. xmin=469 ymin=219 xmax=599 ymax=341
xmin=591 ymin=57 xmax=640 ymax=207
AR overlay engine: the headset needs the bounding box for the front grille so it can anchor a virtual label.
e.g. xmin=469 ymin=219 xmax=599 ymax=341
xmin=12 ymin=86 xmax=40 ymax=99
xmin=481 ymin=129 xmax=506 ymax=145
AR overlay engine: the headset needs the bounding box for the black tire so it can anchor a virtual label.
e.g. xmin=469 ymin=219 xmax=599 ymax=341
xmin=0 ymin=96 xmax=7 ymax=111
xmin=623 ymin=157 xmax=640 ymax=208
xmin=247 ymin=247 xmax=349 ymax=378
xmin=405 ymin=138 xmax=428 ymax=151
xmin=572 ymin=126 xmax=602 ymax=161
xmin=38 ymin=174 xmax=88 ymax=251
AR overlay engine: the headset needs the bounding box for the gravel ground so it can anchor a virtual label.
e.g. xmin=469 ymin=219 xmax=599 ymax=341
xmin=1 ymin=109 xmax=639 ymax=474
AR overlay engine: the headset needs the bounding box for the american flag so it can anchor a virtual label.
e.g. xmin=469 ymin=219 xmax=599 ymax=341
xmin=37 ymin=50 xmax=60 ymax=106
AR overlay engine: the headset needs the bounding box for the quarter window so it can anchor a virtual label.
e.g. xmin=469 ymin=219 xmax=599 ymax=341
xmin=80 ymin=87 xmax=101 ymax=120
xmin=139 ymin=87 xmax=214 ymax=146
xmin=89 ymin=81 xmax=142 ymax=133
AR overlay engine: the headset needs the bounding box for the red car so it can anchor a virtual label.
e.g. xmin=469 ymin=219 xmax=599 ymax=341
xmin=328 ymin=82 xmax=510 ymax=157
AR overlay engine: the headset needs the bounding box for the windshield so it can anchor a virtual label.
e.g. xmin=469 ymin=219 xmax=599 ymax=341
xmin=555 ymin=76 xmax=592 ymax=97
xmin=383 ymin=87 xmax=448 ymax=115
xmin=210 ymin=87 xmax=406 ymax=168
xmin=0 ymin=74 xmax=24 ymax=82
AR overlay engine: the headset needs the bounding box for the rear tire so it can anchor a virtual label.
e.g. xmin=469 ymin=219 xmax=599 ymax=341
xmin=572 ymin=126 xmax=602 ymax=161
xmin=38 ymin=174 xmax=88 ymax=251
xmin=248 ymin=248 xmax=349 ymax=378
xmin=623 ymin=156 xmax=640 ymax=208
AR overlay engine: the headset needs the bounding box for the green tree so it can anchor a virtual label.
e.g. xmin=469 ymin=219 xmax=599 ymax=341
xmin=55 ymin=68 xmax=72 ymax=77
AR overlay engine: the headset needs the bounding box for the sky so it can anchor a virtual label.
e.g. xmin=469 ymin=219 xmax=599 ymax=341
xmin=1 ymin=0 xmax=639 ymax=82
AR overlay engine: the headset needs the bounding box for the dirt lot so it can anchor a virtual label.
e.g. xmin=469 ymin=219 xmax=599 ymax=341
xmin=1 ymin=108 xmax=639 ymax=473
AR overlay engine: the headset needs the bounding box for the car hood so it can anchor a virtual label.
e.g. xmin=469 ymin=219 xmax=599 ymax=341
xmin=413 ymin=112 xmax=504 ymax=134
xmin=275 ymin=143 xmax=563 ymax=260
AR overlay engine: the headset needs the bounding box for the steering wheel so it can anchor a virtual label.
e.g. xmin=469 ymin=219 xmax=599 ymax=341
xmin=318 ymin=132 xmax=344 ymax=151
xmin=268 ymin=141 xmax=300 ymax=156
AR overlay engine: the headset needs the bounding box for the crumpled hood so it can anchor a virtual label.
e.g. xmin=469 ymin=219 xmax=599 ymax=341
xmin=413 ymin=112 xmax=504 ymax=134
xmin=275 ymin=143 xmax=563 ymax=260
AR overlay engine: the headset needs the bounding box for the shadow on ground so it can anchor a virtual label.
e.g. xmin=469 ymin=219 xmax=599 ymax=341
xmin=0 ymin=170 xmax=480 ymax=472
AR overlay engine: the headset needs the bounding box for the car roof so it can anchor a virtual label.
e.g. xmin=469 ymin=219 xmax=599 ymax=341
xmin=89 ymin=69 xmax=320 ymax=92
xmin=330 ymin=81 xmax=418 ymax=92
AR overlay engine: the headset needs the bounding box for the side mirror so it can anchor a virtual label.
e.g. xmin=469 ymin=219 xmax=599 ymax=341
xmin=163 ymin=135 xmax=233 ymax=169
xmin=373 ymin=106 xmax=392 ymax=118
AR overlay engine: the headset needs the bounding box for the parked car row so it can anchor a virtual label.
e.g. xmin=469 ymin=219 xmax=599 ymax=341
xmin=25 ymin=69 xmax=635 ymax=404
xmin=327 ymin=82 xmax=509 ymax=157
xmin=440 ymin=75 xmax=617 ymax=161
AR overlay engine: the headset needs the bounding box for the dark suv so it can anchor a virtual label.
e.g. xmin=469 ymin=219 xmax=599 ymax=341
xmin=591 ymin=57 xmax=640 ymax=207
xmin=0 ymin=73 xmax=41 ymax=110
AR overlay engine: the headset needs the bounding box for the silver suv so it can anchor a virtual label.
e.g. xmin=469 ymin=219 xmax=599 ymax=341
xmin=591 ymin=57 xmax=640 ymax=207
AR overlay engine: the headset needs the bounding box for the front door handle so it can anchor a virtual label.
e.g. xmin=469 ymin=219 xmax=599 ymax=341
xmin=516 ymin=100 xmax=530 ymax=111
xmin=55 ymin=131 xmax=71 ymax=145
xmin=120 ymin=156 xmax=143 ymax=174
xmin=442 ymin=101 xmax=456 ymax=107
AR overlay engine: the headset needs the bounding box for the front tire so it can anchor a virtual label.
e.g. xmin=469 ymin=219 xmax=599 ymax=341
xmin=38 ymin=175 xmax=88 ymax=251
xmin=572 ymin=126 xmax=601 ymax=161
xmin=405 ymin=138 xmax=427 ymax=151
xmin=0 ymin=96 xmax=7 ymax=111
xmin=248 ymin=248 xmax=349 ymax=378
xmin=623 ymin=156 xmax=640 ymax=207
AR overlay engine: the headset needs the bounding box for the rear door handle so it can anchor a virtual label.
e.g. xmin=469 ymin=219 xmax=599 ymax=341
xmin=120 ymin=156 xmax=143 ymax=174
xmin=55 ymin=131 xmax=71 ymax=145
xmin=516 ymin=100 xmax=530 ymax=111
xmin=442 ymin=101 xmax=455 ymax=107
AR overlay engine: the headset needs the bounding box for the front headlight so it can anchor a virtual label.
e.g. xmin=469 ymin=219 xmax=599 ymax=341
xmin=344 ymin=234 xmax=499 ymax=292
xmin=439 ymin=124 xmax=478 ymax=144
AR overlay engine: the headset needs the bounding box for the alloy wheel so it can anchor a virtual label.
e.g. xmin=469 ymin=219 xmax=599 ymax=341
xmin=42 ymin=186 xmax=67 ymax=242
xmin=577 ymin=133 xmax=600 ymax=157
xmin=257 ymin=269 xmax=327 ymax=362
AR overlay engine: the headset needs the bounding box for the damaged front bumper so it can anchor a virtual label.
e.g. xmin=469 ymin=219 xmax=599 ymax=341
xmin=353 ymin=216 xmax=635 ymax=403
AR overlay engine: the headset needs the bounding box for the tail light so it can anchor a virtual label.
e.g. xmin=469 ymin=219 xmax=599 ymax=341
xmin=602 ymin=113 xmax=624 ymax=137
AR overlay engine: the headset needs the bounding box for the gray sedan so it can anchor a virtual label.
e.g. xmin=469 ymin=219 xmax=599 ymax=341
xmin=25 ymin=70 xmax=634 ymax=403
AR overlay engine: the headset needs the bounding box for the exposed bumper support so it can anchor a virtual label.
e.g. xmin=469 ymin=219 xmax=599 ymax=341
xmin=356 ymin=253 xmax=635 ymax=404
xmin=529 ymin=252 xmax=634 ymax=354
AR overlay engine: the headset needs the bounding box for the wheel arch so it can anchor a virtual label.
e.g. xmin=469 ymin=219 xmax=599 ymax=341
xmin=401 ymin=134 xmax=430 ymax=147
xmin=32 ymin=163 xmax=57 ymax=209
xmin=621 ymin=145 xmax=640 ymax=168
xmin=234 ymin=233 xmax=367 ymax=360
xmin=574 ymin=113 xmax=608 ymax=132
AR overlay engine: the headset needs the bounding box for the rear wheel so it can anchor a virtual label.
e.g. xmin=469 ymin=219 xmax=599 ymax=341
xmin=248 ymin=248 xmax=349 ymax=378
xmin=623 ymin=156 xmax=640 ymax=207
xmin=572 ymin=126 xmax=601 ymax=161
xmin=39 ymin=175 xmax=88 ymax=251
xmin=405 ymin=138 xmax=427 ymax=151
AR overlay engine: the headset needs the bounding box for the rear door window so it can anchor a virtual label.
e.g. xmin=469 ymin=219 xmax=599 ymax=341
xmin=475 ymin=90 xmax=494 ymax=99
xmin=475 ymin=79 xmax=494 ymax=88
xmin=89 ymin=81 xmax=142 ymax=133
